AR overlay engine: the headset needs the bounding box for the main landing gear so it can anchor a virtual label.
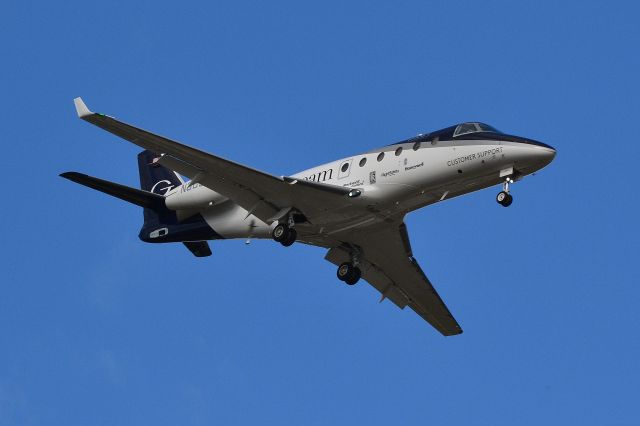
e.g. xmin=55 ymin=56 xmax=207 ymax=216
xmin=272 ymin=212 xmax=298 ymax=246
xmin=496 ymin=177 xmax=514 ymax=207
xmin=336 ymin=249 xmax=362 ymax=285
xmin=272 ymin=223 xmax=297 ymax=247
xmin=337 ymin=262 xmax=361 ymax=285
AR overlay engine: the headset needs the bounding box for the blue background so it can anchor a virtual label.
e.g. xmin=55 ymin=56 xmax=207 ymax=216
xmin=1 ymin=1 xmax=638 ymax=424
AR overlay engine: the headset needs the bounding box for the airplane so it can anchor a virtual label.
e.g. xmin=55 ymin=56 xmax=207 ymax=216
xmin=61 ymin=98 xmax=556 ymax=336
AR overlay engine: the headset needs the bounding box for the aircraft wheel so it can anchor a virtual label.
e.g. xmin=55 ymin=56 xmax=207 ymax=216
xmin=280 ymin=228 xmax=297 ymax=247
xmin=496 ymin=191 xmax=513 ymax=207
xmin=345 ymin=267 xmax=361 ymax=285
xmin=337 ymin=262 xmax=361 ymax=285
xmin=272 ymin=223 xmax=290 ymax=242
xmin=337 ymin=262 xmax=354 ymax=281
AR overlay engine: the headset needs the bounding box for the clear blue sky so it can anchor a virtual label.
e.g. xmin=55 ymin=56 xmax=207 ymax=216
xmin=1 ymin=1 xmax=638 ymax=424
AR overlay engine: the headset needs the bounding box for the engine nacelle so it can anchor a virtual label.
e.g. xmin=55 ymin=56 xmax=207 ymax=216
xmin=165 ymin=183 xmax=228 ymax=210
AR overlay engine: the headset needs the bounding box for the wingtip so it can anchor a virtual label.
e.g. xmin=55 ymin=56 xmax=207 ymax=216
xmin=73 ymin=97 xmax=92 ymax=118
xmin=60 ymin=171 xmax=82 ymax=180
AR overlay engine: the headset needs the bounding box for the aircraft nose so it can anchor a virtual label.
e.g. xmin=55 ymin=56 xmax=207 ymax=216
xmin=529 ymin=143 xmax=556 ymax=169
xmin=539 ymin=145 xmax=556 ymax=160
xmin=501 ymin=135 xmax=556 ymax=171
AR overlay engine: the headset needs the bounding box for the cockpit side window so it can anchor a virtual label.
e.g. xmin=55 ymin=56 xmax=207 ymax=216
xmin=477 ymin=123 xmax=500 ymax=133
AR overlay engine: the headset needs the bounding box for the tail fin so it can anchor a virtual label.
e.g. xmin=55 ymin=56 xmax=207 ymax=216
xmin=138 ymin=150 xmax=183 ymax=195
xmin=137 ymin=150 xmax=219 ymax=244
xmin=60 ymin=151 xmax=218 ymax=254
xmin=137 ymin=150 xmax=183 ymax=229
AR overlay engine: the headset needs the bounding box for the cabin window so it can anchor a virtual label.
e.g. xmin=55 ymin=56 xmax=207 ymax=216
xmin=395 ymin=147 xmax=403 ymax=156
xmin=377 ymin=152 xmax=385 ymax=162
xmin=359 ymin=157 xmax=367 ymax=167
xmin=341 ymin=162 xmax=350 ymax=172
xmin=413 ymin=142 xmax=421 ymax=151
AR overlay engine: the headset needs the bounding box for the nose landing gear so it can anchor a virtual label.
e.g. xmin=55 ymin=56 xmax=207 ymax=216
xmin=497 ymin=177 xmax=514 ymax=207
xmin=496 ymin=191 xmax=513 ymax=207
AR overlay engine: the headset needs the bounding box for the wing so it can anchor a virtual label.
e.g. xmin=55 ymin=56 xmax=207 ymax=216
xmin=73 ymin=98 xmax=356 ymax=225
xmin=325 ymin=221 xmax=463 ymax=336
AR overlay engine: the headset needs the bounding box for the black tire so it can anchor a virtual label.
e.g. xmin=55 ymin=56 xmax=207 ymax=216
xmin=337 ymin=262 xmax=353 ymax=281
xmin=280 ymin=228 xmax=297 ymax=247
xmin=497 ymin=191 xmax=513 ymax=207
xmin=345 ymin=267 xmax=361 ymax=285
xmin=496 ymin=191 xmax=508 ymax=204
xmin=272 ymin=223 xmax=290 ymax=242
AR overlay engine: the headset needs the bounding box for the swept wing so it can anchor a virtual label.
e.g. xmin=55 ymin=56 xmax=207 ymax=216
xmin=325 ymin=220 xmax=462 ymax=336
xmin=73 ymin=98 xmax=462 ymax=335
xmin=73 ymin=97 xmax=355 ymax=225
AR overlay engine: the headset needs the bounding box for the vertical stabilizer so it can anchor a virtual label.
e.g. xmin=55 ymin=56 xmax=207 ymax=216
xmin=138 ymin=150 xmax=183 ymax=196
xmin=136 ymin=150 xmax=219 ymax=244
xmin=137 ymin=150 xmax=182 ymax=229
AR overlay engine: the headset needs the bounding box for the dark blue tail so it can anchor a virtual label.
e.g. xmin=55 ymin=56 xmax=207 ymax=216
xmin=137 ymin=150 xmax=219 ymax=244
xmin=137 ymin=150 xmax=182 ymax=229
xmin=138 ymin=150 xmax=184 ymax=195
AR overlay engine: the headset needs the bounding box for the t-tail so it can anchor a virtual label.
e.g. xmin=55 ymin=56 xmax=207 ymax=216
xmin=59 ymin=150 xmax=218 ymax=257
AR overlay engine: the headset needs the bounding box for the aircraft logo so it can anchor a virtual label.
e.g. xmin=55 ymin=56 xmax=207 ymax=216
xmin=150 ymin=179 xmax=174 ymax=195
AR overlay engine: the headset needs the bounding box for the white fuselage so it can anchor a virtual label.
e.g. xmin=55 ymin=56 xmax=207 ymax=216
xmin=164 ymin=137 xmax=555 ymax=239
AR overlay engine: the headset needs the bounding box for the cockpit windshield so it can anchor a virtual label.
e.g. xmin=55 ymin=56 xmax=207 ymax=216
xmin=453 ymin=122 xmax=501 ymax=137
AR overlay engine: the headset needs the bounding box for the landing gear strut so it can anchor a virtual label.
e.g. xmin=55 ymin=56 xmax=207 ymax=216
xmin=496 ymin=177 xmax=514 ymax=207
xmin=337 ymin=262 xmax=361 ymax=285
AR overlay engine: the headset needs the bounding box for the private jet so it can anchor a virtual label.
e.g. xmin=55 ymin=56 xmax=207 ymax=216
xmin=61 ymin=98 xmax=556 ymax=336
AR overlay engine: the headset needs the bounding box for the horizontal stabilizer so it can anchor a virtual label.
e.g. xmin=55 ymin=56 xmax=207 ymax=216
xmin=60 ymin=172 xmax=165 ymax=210
xmin=183 ymin=241 xmax=212 ymax=257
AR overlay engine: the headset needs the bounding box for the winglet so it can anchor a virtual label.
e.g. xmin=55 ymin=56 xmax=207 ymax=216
xmin=73 ymin=97 xmax=93 ymax=118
